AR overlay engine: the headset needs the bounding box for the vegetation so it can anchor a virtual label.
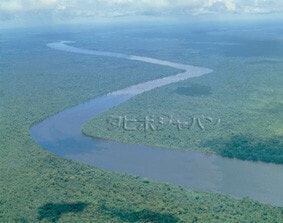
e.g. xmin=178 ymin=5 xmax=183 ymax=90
xmin=1 ymin=26 xmax=283 ymax=222
xmin=83 ymin=27 xmax=283 ymax=165
xmin=204 ymin=135 xmax=283 ymax=163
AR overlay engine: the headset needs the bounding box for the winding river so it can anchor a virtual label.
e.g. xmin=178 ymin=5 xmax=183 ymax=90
xmin=30 ymin=41 xmax=283 ymax=207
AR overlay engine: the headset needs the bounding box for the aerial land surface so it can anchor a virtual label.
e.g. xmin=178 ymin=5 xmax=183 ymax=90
xmin=1 ymin=25 xmax=283 ymax=222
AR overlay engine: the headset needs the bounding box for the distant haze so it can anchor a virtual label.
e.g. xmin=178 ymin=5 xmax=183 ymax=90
xmin=1 ymin=0 xmax=283 ymax=28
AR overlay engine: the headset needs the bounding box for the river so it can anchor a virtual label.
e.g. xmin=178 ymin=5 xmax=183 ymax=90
xmin=30 ymin=41 xmax=283 ymax=207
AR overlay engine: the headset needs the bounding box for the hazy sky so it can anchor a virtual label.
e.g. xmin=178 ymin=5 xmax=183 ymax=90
xmin=1 ymin=0 xmax=283 ymax=27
